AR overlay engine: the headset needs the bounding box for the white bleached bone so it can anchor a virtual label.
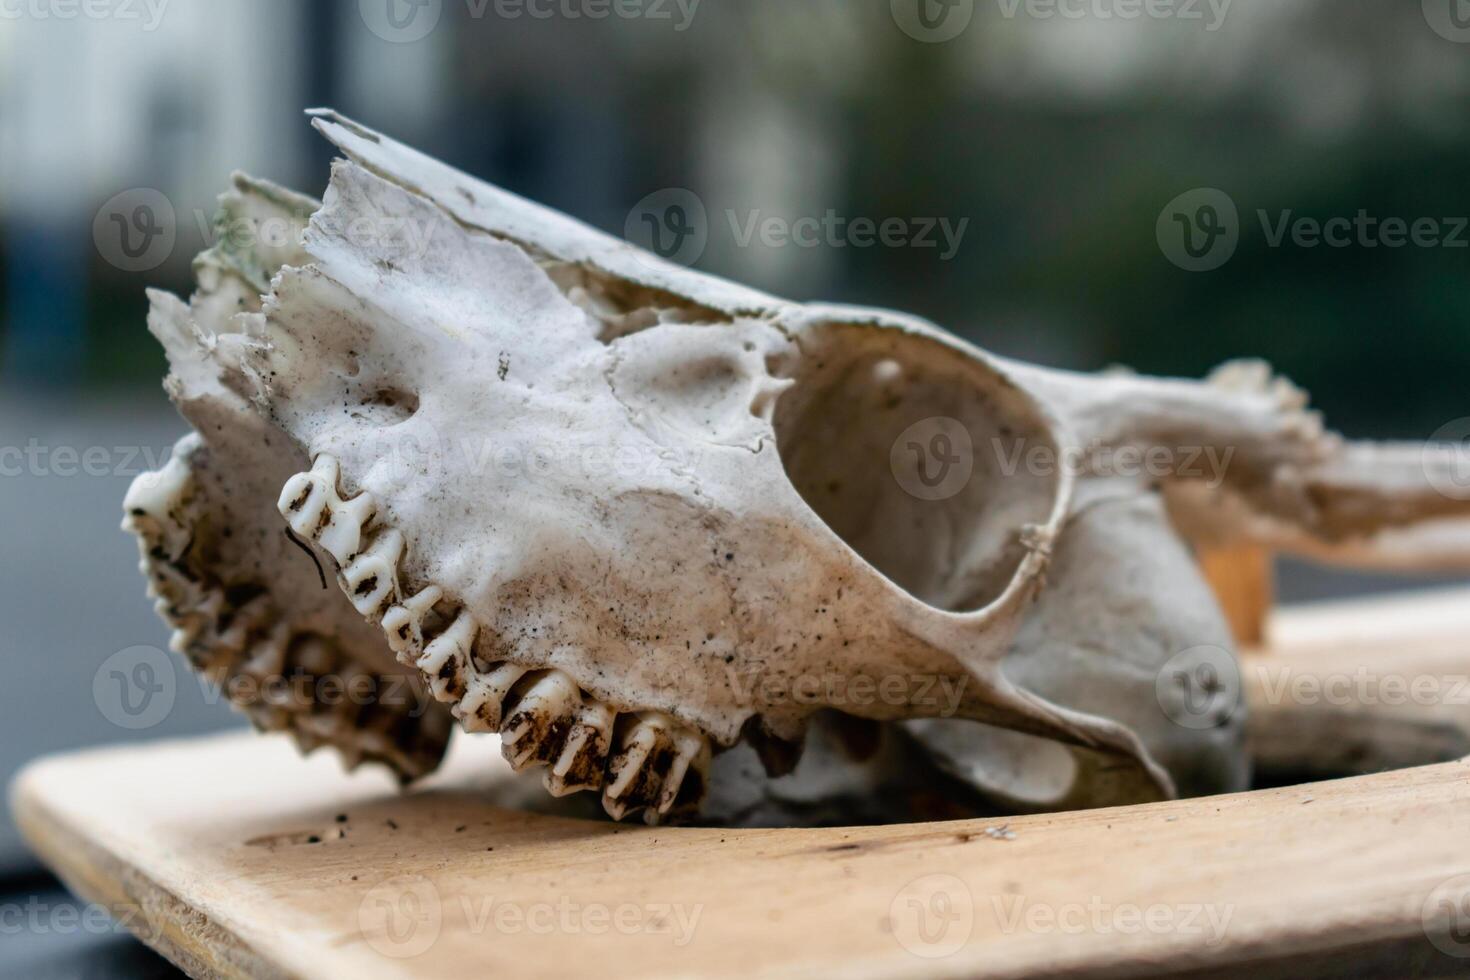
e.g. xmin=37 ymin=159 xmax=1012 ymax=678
xmin=121 ymin=111 xmax=1470 ymax=822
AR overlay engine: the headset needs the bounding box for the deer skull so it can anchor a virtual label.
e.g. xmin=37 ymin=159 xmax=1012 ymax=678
xmin=123 ymin=111 xmax=1470 ymax=823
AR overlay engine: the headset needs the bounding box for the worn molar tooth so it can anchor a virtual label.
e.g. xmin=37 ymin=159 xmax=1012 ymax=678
xmin=382 ymin=585 xmax=443 ymax=661
xmin=240 ymin=623 xmax=291 ymax=687
xmin=168 ymin=590 xmax=223 ymax=655
xmin=213 ymin=592 xmax=273 ymax=657
xmin=277 ymin=455 xmax=337 ymax=536
xmin=320 ymin=491 xmax=376 ymax=565
xmin=416 ymin=609 xmax=478 ymax=702
xmin=544 ymin=700 xmax=615 ymax=798
xmin=456 ymin=662 xmax=527 ymax=732
xmin=603 ymin=713 xmax=679 ymax=823
xmin=277 ymin=455 xmax=378 ymax=565
xmin=339 ymin=528 xmax=404 ymax=618
xmin=122 ymin=451 xmax=194 ymax=532
xmin=500 ymin=671 xmax=581 ymax=771
xmin=656 ymin=728 xmax=713 ymax=818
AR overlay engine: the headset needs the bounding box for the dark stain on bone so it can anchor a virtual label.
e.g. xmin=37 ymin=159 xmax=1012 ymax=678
xmin=284 ymin=527 xmax=328 ymax=590
xmin=286 ymin=485 xmax=310 ymax=512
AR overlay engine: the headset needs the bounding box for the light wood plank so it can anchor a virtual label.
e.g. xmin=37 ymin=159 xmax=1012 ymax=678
xmin=13 ymin=587 xmax=1470 ymax=979
xmin=11 ymin=734 xmax=1470 ymax=978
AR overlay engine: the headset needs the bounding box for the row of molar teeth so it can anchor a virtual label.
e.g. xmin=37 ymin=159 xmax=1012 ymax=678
xmin=123 ymin=450 xmax=449 ymax=778
xmin=278 ymin=453 xmax=713 ymax=823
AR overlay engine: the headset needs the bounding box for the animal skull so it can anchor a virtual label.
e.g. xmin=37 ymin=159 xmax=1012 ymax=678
xmin=123 ymin=111 xmax=1470 ymax=823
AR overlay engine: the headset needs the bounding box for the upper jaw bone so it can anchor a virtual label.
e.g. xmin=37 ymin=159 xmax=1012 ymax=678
xmin=275 ymin=451 xmax=711 ymax=823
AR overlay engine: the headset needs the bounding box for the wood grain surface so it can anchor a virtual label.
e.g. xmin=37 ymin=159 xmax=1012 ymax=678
xmin=12 ymin=588 xmax=1470 ymax=979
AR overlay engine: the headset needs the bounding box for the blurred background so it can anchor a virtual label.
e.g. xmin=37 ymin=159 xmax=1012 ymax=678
xmin=1 ymin=0 xmax=1469 ymax=968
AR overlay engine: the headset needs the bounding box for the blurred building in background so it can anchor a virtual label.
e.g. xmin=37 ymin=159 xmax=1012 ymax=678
xmin=0 ymin=0 xmax=1468 ymax=870
xmin=1 ymin=0 xmax=1466 ymax=430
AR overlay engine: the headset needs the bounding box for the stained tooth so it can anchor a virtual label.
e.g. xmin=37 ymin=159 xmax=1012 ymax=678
xmin=276 ymin=451 xmax=721 ymax=819
xmin=602 ymin=713 xmax=673 ymax=821
xmin=656 ymin=729 xmax=711 ymax=817
xmin=276 ymin=455 xmax=376 ymax=564
xmin=456 ymin=662 xmax=527 ymax=731
xmin=500 ymin=671 xmax=580 ymax=770
xmin=214 ymin=593 xmax=270 ymax=656
xmin=339 ymin=529 xmax=403 ymax=618
xmin=416 ymin=610 xmax=478 ymax=701
xmin=240 ymin=624 xmax=289 ymax=685
xmin=276 ymin=457 xmax=336 ymax=537
xmin=122 ymin=453 xmax=193 ymax=527
xmin=169 ymin=603 xmax=213 ymax=655
xmin=544 ymin=700 xmax=614 ymax=797
xmin=319 ymin=491 xmax=375 ymax=564
xmin=169 ymin=622 xmax=202 ymax=656
xmin=382 ymin=585 xmax=443 ymax=661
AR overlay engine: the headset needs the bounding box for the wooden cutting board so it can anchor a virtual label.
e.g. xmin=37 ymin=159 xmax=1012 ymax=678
xmin=12 ymin=589 xmax=1470 ymax=979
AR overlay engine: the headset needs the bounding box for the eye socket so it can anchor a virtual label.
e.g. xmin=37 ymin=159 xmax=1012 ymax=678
xmin=773 ymin=323 xmax=1062 ymax=613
